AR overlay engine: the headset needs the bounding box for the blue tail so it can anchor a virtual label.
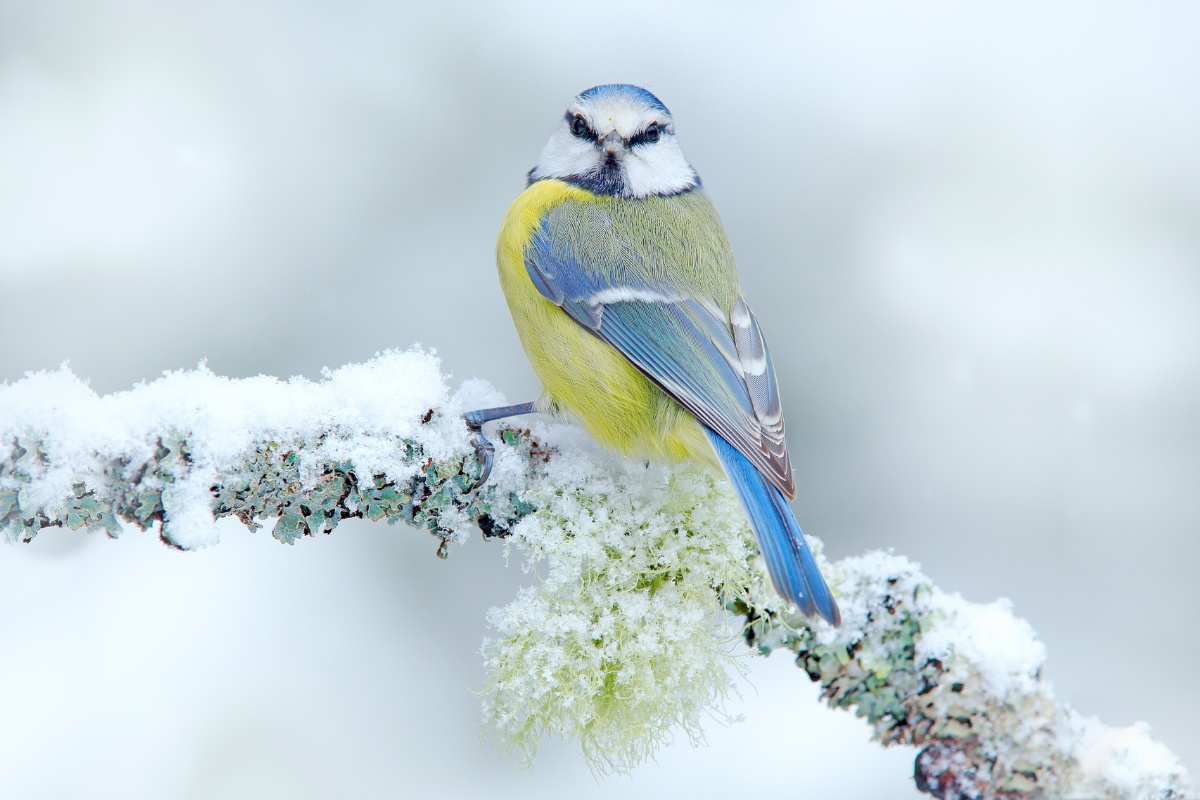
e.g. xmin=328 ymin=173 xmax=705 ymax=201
xmin=706 ymin=429 xmax=841 ymax=627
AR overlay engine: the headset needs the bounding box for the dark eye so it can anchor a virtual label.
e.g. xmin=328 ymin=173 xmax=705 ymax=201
xmin=644 ymin=123 xmax=661 ymax=143
xmin=570 ymin=115 xmax=589 ymax=138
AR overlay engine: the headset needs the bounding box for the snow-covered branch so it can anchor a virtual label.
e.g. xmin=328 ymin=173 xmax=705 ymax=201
xmin=0 ymin=350 xmax=1190 ymax=799
xmin=0 ymin=350 xmax=531 ymax=553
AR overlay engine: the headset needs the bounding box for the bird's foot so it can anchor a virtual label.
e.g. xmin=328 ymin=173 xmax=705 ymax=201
xmin=461 ymin=402 xmax=536 ymax=492
xmin=464 ymin=411 xmax=495 ymax=492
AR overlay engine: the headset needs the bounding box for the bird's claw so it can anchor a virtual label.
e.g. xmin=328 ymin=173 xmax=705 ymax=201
xmin=465 ymin=415 xmax=494 ymax=492
xmin=463 ymin=403 xmax=535 ymax=492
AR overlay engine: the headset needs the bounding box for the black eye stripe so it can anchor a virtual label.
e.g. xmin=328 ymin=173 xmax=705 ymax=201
xmin=627 ymin=122 xmax=667 ymax=147
xmin=562 ymin=114 xmax=669 ymax=147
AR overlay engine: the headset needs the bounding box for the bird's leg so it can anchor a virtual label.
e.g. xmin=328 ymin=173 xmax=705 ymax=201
xmin=462 ymin=402 xmax=536 ymax=491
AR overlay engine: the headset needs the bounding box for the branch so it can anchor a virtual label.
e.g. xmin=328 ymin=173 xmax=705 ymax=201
xmin=0 ymin=350 xmax=535 ymax=552
xmin=0 ymin=350 xmax=1190 ymax=799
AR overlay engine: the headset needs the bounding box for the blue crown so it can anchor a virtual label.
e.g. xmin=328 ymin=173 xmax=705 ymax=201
xmin=576 ymin=84 xmax=670 ymax=114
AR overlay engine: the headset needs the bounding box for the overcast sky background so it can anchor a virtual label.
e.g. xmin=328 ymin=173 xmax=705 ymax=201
xmin=1 ymin=2 xmax=1198 ymax=798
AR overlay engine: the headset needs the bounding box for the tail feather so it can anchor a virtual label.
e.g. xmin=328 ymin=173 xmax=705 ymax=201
xmin=705 ymin=428 xmax=841 ymax=627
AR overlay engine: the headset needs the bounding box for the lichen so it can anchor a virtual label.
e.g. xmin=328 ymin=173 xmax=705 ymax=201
xmin=0 ymin=424 xmax=538 ymax=553
xmin=482 ymin=464 xmax=757 ymax=774
xmin=1 ymin=356 xmax=1189 ymax=798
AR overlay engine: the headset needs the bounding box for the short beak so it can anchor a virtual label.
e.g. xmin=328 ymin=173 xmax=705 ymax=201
xmin=600 ymin=131 xmax=624 ymax=158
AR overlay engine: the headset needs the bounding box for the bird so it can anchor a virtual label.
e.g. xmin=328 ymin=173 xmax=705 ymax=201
xmin=464 ymin=84 xmax=840 ymax=627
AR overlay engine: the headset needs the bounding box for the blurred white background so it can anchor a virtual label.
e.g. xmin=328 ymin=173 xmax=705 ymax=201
xmin=2 ymin=1 xmax=1197 ymax=798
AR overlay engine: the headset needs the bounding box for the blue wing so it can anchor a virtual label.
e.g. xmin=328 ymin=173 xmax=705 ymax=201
xmin=525 ymin=203 xmax=796 ymax=499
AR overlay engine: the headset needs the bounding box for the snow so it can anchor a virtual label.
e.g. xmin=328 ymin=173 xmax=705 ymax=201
xmin=1070 ymin=715 xmax=1190 ymax=799
xmin=916 ymin=593 xmax=1047 ymax=697
xmin=1 ymin=352 xmax=1191 ymax=795
xmin=1 ymin=348 xmax=466 ymax=547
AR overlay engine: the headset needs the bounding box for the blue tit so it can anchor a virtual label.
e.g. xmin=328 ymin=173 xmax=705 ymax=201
xmin=466 ymin=84 xmax=840 ymax=627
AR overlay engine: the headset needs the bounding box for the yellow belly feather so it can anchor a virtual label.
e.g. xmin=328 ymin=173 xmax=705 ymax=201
xmin=496 ymin=180 xmax=713 ymax=467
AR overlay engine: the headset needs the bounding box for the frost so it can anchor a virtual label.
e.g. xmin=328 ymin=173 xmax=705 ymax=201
xmin=482 ymin=458 xmax=757 ymax=772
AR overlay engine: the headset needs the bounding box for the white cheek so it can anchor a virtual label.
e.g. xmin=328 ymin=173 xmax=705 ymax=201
xmin=623 ymin=141 xmax=697 ymax=198
xmin=532 ymin=131 xmax=601 ymax=180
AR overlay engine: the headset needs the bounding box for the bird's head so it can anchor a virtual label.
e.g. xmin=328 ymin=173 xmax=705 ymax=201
xmin=528 ymin=84 xmax=699 ymax=199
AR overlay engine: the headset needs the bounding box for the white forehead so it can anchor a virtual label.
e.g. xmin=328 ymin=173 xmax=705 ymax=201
xmin=568 ymin=88 xmax=673 ymax=137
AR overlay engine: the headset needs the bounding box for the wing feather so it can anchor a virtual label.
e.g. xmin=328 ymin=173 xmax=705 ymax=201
xmin=526 ymin=197 xmax=797 ymax=498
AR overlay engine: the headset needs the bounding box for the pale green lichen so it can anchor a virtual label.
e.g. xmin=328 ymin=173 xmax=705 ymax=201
xmin=482 ymin=464 xmax=759 ymax=773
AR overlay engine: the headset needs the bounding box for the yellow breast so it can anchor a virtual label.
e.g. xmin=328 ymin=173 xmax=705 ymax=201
xmin=495 ymin=180 xmax=712 ymax=466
